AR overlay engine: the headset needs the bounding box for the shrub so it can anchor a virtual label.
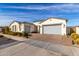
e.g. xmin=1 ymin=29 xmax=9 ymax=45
xmin=71 ymin=33 xmax=79 ymax=40
xmin=71 ymin=33 xmax=79 ymax=44
xmin=2 ymin=27 xmax=10 ymax=34
xmin=8 ymin=31 xmax=22 ymax=36
xmin=75 ymin=38 xmax=79 ymax=44
xmin=8 ymin=31 xmax=16 ymax=35
xmin=22 ymin=31 xmax=31 ymax=38
xmin=22 ymin=31 xmax=26 ymax=37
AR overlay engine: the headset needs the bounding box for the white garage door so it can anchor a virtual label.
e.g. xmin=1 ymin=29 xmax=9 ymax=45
xmin=43 ymin=25 xmax=62 ymax=35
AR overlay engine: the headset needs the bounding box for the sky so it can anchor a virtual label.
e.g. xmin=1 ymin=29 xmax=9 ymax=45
xmin=0 ymin=3 xmax=79 ymax=26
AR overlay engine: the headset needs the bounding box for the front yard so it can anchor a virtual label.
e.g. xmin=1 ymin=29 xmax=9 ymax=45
xmin=0 ymin=33 xmax=73 ymax=46
xmin=2 ymin=26 xmax=73 ymax=46
xmin=30 ymin=33 xmax=72 ymax=46
xmin=0 ymin=33 xmax=79 ymax=56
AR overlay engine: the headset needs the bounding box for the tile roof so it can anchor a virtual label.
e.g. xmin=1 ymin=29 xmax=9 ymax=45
xmin=33 ymin=17 xmax=68 ymax=23
xmin=9 ymin=21 xmax=35 ymax=27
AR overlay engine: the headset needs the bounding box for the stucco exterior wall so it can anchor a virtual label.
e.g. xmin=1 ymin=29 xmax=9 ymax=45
xmin=9 ymin=22 xmax=25 ymax=32
xmin=40 ymin=18 xmax=66 ymax=25
xmin=20 ymin=24 xmax=24 ymax=32
xmin=10 ymin=22 xmax=36 ymax=33
xmin=76 ymin=27 xmax=79 ymax=35
xmin=30 ymin=25 xmax=37 ymax=32
xmin=33 ymin=22 xmax=40 ymax=32
xmin=62 ymin=24 xmax=66 ymax=35
xmin=9 ymin=22 xmax=20 ymax=32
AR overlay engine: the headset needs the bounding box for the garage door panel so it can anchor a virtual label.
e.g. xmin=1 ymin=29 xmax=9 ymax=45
xmin=43 ymin=25 xmax=61 ymax=35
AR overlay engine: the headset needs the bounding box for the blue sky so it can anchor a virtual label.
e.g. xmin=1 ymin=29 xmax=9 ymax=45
xmin=0 ymin=3 xmax=79 ymax=26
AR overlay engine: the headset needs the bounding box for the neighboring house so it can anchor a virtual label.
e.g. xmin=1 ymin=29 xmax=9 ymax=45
xmin=69 ymin=26 xmax=79 ymax=35
xmin=34 ymin=17 xmax=67 ymax=35
xmin=73 ymin=26 xmax=79 ymax=35
xmin=9 ymin=17 xmax=68 ymax=35
xmin=0 ymin=27 xmax=3 ymax=32
xmin=9 ymin=21 xmax=36 ymax=33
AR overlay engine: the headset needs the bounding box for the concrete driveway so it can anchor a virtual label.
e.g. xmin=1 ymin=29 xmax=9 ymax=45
xmin=0 ymin=42 xmax=62 ymax=56
xmin=0 ymin=33 xmax=79 ymax=56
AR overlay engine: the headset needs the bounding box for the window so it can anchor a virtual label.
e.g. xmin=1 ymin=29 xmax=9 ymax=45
xmin=19 ymin=24 xmax=21 ymax=31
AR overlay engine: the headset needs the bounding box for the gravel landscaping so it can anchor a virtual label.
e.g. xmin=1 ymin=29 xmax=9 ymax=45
xmin=30 ymin=33 xmax=72 ymax=46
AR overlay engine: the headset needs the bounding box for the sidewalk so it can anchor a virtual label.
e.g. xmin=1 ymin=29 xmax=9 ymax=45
xmin=0 ymin=33 xmax=27 ymax=41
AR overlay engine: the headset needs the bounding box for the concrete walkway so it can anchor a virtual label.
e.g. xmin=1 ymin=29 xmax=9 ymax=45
xmin=0 ymin=33 xmax=79 ymax=56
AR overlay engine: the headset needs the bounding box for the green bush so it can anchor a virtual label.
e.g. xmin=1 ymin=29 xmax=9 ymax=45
xmin=22 ymin=31 xmax=31 ymax=38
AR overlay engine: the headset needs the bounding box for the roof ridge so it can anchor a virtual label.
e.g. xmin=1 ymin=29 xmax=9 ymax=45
xmin=9 ymin=20 xmax=34 ymax=27
xmin=33 ymin=17 xmax=68 ymax=23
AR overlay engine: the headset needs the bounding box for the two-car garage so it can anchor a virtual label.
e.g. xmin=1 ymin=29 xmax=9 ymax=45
xmin=42 ymin=24 xmax=62 ymax=35
xmin=34 ymin=18 xmax=67 ymax=35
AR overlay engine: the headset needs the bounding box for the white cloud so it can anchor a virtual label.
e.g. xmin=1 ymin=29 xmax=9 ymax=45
xmin=1 ymin=4 xmax=79 ymax=13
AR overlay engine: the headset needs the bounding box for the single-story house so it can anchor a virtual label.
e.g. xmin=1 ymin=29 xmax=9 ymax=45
xmin=9 ymin=17 xmax=68 ymax=35
xmin=73 ymin=26 xmax=79 ymax=35
xmin=9 ymin=21 xmax=37 ymax=33
xmin=67 ymin=26 xmax=79 ymax=35
xmin=34 ymin=17 xmax=67 ymax=35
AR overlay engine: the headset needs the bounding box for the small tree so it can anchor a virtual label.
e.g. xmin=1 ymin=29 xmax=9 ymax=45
xmin=2 ymin=27 xmax=10 ymax=34
xmin=22 ymin=31 xmax=29 ymax=38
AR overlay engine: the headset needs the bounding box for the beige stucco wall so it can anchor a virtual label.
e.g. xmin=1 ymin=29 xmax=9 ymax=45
xmin=10 ymin=22 xmax=36 ymax=33
xmin=30 ymin=25 xmax=37 ymax=32
xmin=20 ymin=24 xmax=24 ymax=32
xmin=9 ymin=22 xmax=25 ymax=32
xmin=33 ymin=22 xmax=40 ymax=32
xmin=9 ymin=22 xmax=20 ymax=32
xmin=21 ymin=24 xmax=36 ymax=33
xmin=76 ymin=27 xmax=79 ymax=35
xmin=41 ymin=18 xmax=66 ymax=25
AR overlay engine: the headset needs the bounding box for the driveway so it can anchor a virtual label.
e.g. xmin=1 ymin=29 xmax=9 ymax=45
xmin=0 ymin=42 xmax=63 ymax=56
xmin=0 ymin=33 xmax=79 ymax=56
xmin=30 ymin=33 xmax=72 ymax=46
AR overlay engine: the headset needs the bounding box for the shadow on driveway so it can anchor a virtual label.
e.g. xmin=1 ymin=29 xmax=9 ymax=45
xmin=0 ymin=36 xmax=22 ymax=49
